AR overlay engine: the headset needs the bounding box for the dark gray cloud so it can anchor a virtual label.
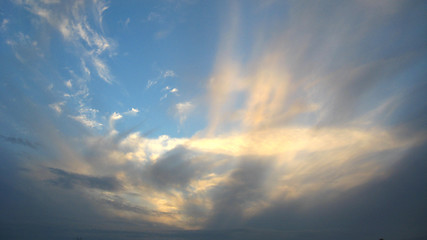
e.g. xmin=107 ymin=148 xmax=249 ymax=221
xmin=48 ymin=167 xmax=122 ymax=191
xmin=241 ymin=143 xmax=427 ymax=240
xmin=99 ymin=194 xmax=175 ymax=219
xmin=321 ymin=53 xmax=424 ymax=125
xmin=0 ymin=149 xmax=121 ymax=231
xmin=282 ymin=0 xmax=427 ymax=126
xmin=101 ymin=195 xmax=151 ymax=215
xmin=0 ymin=134 xmax=40 ymax=149
xmin=206 ymin=158 xmax=272 ymax=229
xmin=142 ymin=147 xmax=217 ymax=191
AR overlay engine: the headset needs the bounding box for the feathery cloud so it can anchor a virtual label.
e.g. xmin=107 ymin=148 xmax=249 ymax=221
xmin=163 ymin=70 xmax=176 ymax=78
xmin=49 ymin=101 xmax=66 ymax=114
xmin=0 ymin=18 xmax=9 ymax=31
xmin=17 ymin=0 xmax=114 ymax=83
xmin=175 ymin=101 xmax=193 ymax=124
xmin=124 ymin=108 xmax=139 ymax=115
xmin=70 ymin=114 xmax=102 ymax=128
xmin=65 ymin=80 xmax=72 ymax=88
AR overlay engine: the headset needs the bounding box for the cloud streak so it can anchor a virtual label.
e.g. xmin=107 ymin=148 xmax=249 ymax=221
xmin=0 ymin=135 xmax=40 ymax=149
xmin=17 ymin=0 xmax=114 ymax=84
xmin=48 ymin=167 xmax=122 ymax=191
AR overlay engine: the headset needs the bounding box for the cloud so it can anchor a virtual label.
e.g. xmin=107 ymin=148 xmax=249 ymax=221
xmin=155 ymin=30 xmax=171 ymax=39
xmin=49 ymin=101 xmax=65 ymax=114
xmin=103 ymin=122 xmax=422 ymax=230
xmin=160 ymin=86 xmax=179 ymax=100
xmin=0 ymin=135 xmax=39 ymax=149
xmin=5 ymin=32 xmax=44 ymax=62
xmin=81 ymin=58 xmax=91 ymax=75
xmin=110 ymin=112 xmax=123 ymax=121
xmin=163 ymin=70 xmax=176 ymax=78
xmin=0 ymin=18 xmax=9 ymax=31
xmin=124 ymin=108 xmax=139 ymax=115
xmin=70 ymin=114 xmax=102 ymax=128
xmin=175 ymin=101 xmax=194 ymax=124
xmin=48 ymin=167 xmax=122 ymax=191
xmin=124 ymin=17 xmax=130 ymax=27
xmin=65 ymin=80 xmax=72 ymax=88
xmin=187 ymin=127 xmax=412 ymax=157
xmin=41 ymin=0 xmax=60 ymax=4
xmin=240 ymin=142 xmax=427 ymax=239
xmin=2 ymin=1 xmax=426 ymax=238
xmin=142 ymin=147 xmax=210 ymax=190
xmin=146 ymin=79 xmax=157 ymax=89
xmin=94 ymin=0 xmax=109 ymax=27
xmin=205 ymin=159 xmax=271 ymax=229
xmin=119 ymin=133 xmax=188 ymax=163
xmin=92 ymin=56 xmax=113 ymax=84
xmin=146 ymin=70 xmax=176 ymax=89
xmin=16 ymin=0 xmax=114 ymax=83
xmin=108 ymin=112 xmax=123 ymax=132
xmin=146 ymin=12 xmax=162 ymax=22
xmin=47 ymin=83 xmax=54 ymax=91
xmin=10 ymin=0 xmax=114 ymax=137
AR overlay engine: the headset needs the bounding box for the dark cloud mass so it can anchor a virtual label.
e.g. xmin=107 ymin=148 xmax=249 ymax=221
xmin=0 ymin=134 xmax=40 ymax=149
xmin=142 ymin=147 xmax=217 ymax=190
xmin=206 ymin=159 xmax=272 ymax=229
xmin=243 ymin=143 xmax=427 ymax=240
xmin=48 ymin=167 xmax=122 ymax=191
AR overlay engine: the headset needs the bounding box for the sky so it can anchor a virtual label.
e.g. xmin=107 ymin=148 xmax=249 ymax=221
xmin=0 ymin=0 xmax=426 ymax=239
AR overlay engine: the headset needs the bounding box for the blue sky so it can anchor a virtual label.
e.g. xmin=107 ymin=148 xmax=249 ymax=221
xmin=1 ymin=0 xmax=427 ymax=239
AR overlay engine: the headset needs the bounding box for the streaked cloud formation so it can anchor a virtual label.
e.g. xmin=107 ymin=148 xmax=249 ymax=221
xmin=0 ymin=1 xmax=426 ymax=240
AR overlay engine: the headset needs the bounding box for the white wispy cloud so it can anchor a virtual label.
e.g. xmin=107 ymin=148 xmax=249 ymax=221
xmin=92 ymin=56 xmax=112 ymax=84
xmin=119 ymin=133 xmax=188 ymax=162
xmin=11 ymin=0 xmax=114 ymax=135
xmin=17 ymin=0 xmax=114 ymax=84
xmin=145 ymin=12 xmax=163 ymax=23
xmin=69 ymin=106 xmax=102 ymax=128
xmin=160 ymin=86 xmax=179 ymax=100
xmin=124 ymin=17 xmax=130 ymax=27
xmin=49 ymin=101 xmax=65 ymax=114
xmin=70 ymin=114 xmax=103 ymax=128
xmin=163 ymin=70 xmax=175 ymax=78
xmin=65 ymin=80 xmax=72 ymax=88
xmin=146 ymin=80 xmax=157 ymax=89
xmin=124 ymin=108 xmax=139 ymax=115
xmin=110 ymin=112 xmax=123 ymax=121
xmin=81 ymin=59 xmax=91 ymax=75
xmin=0 ymin=19 xmax=9 ymax=31
xmin=95 ymin=0 xmax=109 ymax=26
xmin=175 ymin=101 xmax=193 ymax=124
xmin=154 ymin=29 xmax=171 ymax=39
xmin=41 ymin=0 xmax=60 ymax=4
xmin=6 ymin=32 xmax=45 ymax=62
xmin=146 ymin=70 xmax=176 ymax=89
xmin=73 ymin=20 xmax=111 ymax=55
xmin=109 ymin=112 xmax=122 ymax=129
